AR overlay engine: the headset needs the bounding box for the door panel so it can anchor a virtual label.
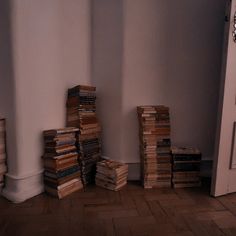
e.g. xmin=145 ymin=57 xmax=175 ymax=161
xmin=211 ymin=0 xmax=236 ymax=196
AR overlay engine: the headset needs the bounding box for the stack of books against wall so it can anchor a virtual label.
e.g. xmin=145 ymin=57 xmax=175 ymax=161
xmin=171 ymin=147 xmax=201 ymax=188
xmin=77 ymin=133 xmax=101 ymax=185
xmin=96 ymin=159 xmax=128 ymax=191
xmin=42 ymin=127 xmax=83 ymax=199
xmin=137 ymin=106 xmax=172 ymax=189
xmin=0 ymin=118 xmax=7 ymax=191
xmin=66 ymin=85 xmax=102 ymax=186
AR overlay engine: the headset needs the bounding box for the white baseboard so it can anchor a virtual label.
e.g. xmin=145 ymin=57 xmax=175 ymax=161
xmin=2 ymin=169 xmax=44 ymax=203
xmin=127 ymin=162 xmax=213 ymax=179
xmin=102 ymin=156 xmax=213 ymax=180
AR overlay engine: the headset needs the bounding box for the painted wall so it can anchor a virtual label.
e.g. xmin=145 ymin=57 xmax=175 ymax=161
xmin=165 ymin=0 xmax=225 ymax=160
xmin=91 ymin=0 xmax=124 ymax=161
xmin=92 ymin=0 xmax=225 ymax=165
xmin=121 ymin=0 xmax=170 ymax=163
xmin=2 ymin=0 xmax=91 ymax=201
xmin=0 ymin=0 xmax=227 ymax=200
xmin=11 ymin=0 xmax=91 ymax=176
xmin=0 ymin=0 xmax=18 ymax=174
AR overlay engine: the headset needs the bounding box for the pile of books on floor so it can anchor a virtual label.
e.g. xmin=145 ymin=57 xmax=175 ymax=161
xmin=66 ymin=85 xmax=102 ymax=186
xmin=0 ymin=118 xmax=7 ymax=191
xmin=137 ymin=106 xmax=172 ymax=189
xmin=43 ymin=127 xmax=83 ymax=199
xmin=96 ymin=159 xmax=128 ymax=191
xmin=171 ymin=146 xmax=201 ymax=188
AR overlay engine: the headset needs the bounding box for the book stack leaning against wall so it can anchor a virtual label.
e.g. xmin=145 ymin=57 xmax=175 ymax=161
xmin=137 ymin=106 xmax=172 ymax=189
xmin=0 ymin=118 xmax=7 ymax=192
xmin=43 ymin=127 xmax=83 ymax=199
xmin=66 ymin=85 xmax=102 ymax=186
xmin=171 ymin=147 xmax=201 ymax=188
xmin=96 ymin=159 xmax=128 ymax=191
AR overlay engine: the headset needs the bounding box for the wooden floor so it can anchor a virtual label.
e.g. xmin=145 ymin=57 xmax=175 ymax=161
xmin=1 ymin=180 xmax=236 ymax=236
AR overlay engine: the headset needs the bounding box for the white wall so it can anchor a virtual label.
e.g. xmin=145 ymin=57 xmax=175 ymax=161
xmin=12 ymin=0 xmax=91 ymax=175
xmin=0 ymin=1 xmax=18 ymax=175
xmin=0 ymin=0 xmax=227 ymax=201
xmin=2 ymin=0 xmax=91 ymax=202
xmin=165 ymin=0 xmax=225 ymax=160
xmin=61 ymin=0 xmax=92 ymax=88
xmin=92 ymin=0 xmax=124 ymax=160
xmin=92 ymin=0 xmax=225 ymax=165
xmin=121 ymin=0 xmax=170 ymax=163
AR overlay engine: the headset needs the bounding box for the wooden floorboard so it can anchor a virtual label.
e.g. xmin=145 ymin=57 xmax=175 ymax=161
xmin=1 ymin=181 xmax=236 ymax=236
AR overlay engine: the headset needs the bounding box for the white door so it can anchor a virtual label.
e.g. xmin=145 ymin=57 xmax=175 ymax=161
xmin=211 ymin=0 xmax=236 ymax=196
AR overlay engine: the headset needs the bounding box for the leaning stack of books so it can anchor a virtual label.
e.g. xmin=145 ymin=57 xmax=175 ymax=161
xmin=43 ymin=127 xmax=83 ymax=199
xmin=66 ymin=85 xmax=102 ymax=186
xmin=96 ymin=159 xmax=128 ymax=191
xmin=77 ymin=133 xmax=101 ymax=185
xmin=171 ymin=147 xmax=201 ymax=188
xmin=137 ymin=106 xmax=172 ymax=189
xmin=0 ymin=118 xmax=7 ymax=191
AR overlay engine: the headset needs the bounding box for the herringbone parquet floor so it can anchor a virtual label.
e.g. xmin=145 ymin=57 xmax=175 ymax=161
xmin=1 ymin=180 xmax=236 ymax=236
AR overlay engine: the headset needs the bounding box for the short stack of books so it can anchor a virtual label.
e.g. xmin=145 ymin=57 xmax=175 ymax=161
xmin=96 ymin=159 xmax=128 ymax=191
xmin=137 ymin=106 xmax=172 ymax=189
xmin=66 ymin=85 xmax=102 ymax=186
xmin=0 ymin=118 xmax=7 ymax=191
xmin=171 ymin=147 xmax=201 ymax=188
xmin=43 ymin=127 xmax=83 ymax=199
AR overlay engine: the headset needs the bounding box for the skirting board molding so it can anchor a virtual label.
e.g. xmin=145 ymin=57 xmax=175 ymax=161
xmin=127 ymin=161 xmax=213 ymax=179
xmin=2 ymin=170 xmax=44 ymax=203
xmin=102 ymin=156 xmax=213 ymax=180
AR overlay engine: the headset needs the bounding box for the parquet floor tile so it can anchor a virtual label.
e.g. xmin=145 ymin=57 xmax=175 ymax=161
xmin=1 ymin=180 xmax=236 ymax=235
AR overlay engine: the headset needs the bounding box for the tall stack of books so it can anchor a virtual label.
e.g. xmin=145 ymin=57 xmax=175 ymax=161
xmin=137 ymin=106 xmax=172 ymax=189
xmin=96 ymin=159 xmax=128 ymax=191
xmin=43 ymin=127 xmax=83 ymax=199
xmin=66 ymin=85 xmax=102 ymax=186
xmin=0 ymin=118 xmax=7 ymax=191
xmin=171 ymin=147 xmax=201 ymax=188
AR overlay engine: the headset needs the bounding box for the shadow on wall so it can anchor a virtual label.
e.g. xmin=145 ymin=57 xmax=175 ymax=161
xmin=92 ymin=0 xmax=225 ymax=163
xmin=165 ymin=0 xmax=225 ymax=159
xmin=91 ymin=0 xmax=124 ymax=161
xmin=121 ymin=107 xmax=140 ymax=163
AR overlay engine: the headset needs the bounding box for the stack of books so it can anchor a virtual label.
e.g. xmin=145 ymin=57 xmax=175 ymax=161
xmin=77 ymin=133 xmax=101 ymax=185
xmin=0 ymin=118 xmax=7 ymax=191
xmin=137 ymin=106 xmax=172 ymax=189
xmin=171 ymin=147 xmax=201 ymax=188
xmin=66 ymin=85 xmax=102 ymax=186
xmin=43 ymin=127 xmax=83 ymax=199
xmin=96 ymin=159 xmax=128 ymax=191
